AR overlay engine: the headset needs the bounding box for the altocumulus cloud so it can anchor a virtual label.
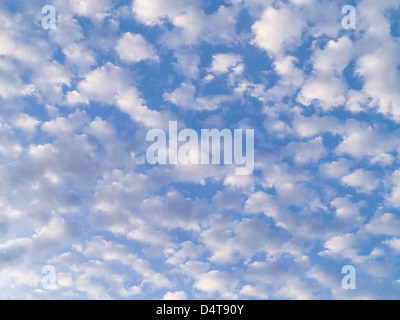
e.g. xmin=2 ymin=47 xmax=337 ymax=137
xmin=0 ymin=0 xmax=400 ymax=300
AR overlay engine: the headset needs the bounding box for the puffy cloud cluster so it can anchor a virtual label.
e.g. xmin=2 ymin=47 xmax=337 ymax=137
xmin=1 ymin=0 xmax=400 ymax=300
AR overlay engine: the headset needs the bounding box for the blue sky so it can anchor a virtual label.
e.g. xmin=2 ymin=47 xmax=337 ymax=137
xmin=1 ymin=0 xmax=400 ymax=300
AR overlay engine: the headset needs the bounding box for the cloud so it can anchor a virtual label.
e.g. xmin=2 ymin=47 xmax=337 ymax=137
xmin=208 ymin=53 xmax=244 ymax=76
xmin=116 ymin=33 xmax=159 ymax=63
xmin=68 ymin=63 xmax=166 ymax=127
xmin=240 ymin=285 xmax=269 ymax=299
xmin=330 ymin=197 xmax=365 ymax=230
xmin=80 ymin=236 xmax=137 ymax=265
xmin=277 ymin=279 xmax=315 ymax=300
xmin=173 ymin=51 xmax=201 ymax=79
xmin=166 ymin=241 xmax=203 ymax=265
xmin=386 ymin=170 xmax=400 ymax=207
xmin=164 ymin=83 xmax=196 ymax=109
xmin=297 ymin=37 xmax=354 ymax=110
xmin=163 ymin=291 xmax=188 ymax=300
xmin=320 ymin=234 xmax=361 ymax=262
xmin=336 ymin=125 xmax=400 ymax=158
xmin=320 ymin=159 xmax=352 ymax=179
xmin=164 ymin=82 xmax=236 ymax=111
xmin=194 ymin=270 xmax=238 ymax=298
xmin=341 ymin=169 xmax=380 ymax=194
xmin=2 ymin=0 xmax=400 ymax=300
xmin=200 ymin=216 xmax=288 ymax=263
xmin=132 ymin=0 xmax=193 ymax=26
xmin=252 ymin=5 xmax=306 ymax=56
xmin=10 ymin=113 xmax=41 ymax=132
xmin=366 ymin=213 xmax=400 ymax=236
xmin=384 ymin=238 xmax=400 ymax=251
xmin=283 ymin=137 xmax=327 ymax=164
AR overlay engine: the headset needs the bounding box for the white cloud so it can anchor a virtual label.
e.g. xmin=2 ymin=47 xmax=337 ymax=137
xmin=330 ymin=197 xmax=365 ymax=227
xmin=84 ymin=117 xmax=116 ymax=141
xmin=10 ymin=113 xmax=40 ymax=132
xmin=173 ymin=51 xmax=200 ymax=79
xmin=63 ymin=43 xmax=96 ymax=73
xmin=293 ymin=114 xmax=341 ymax=139
xmin=240 ymin=285 xmax=269 ymax=299
xmin=0 ymin=266 xmax=41 ymax=293
xmin=160 ymin=5 xmax=239 ymax=49
xmin=297 ymin=37 xmax=353 ymax=109
xmin=69 ymin=63 xmax=166 ymax=127
xmin=69 ymin=0 xmax=114 ymax=20
xmin=140 ymin=191 xmax=202 ymax=232
xmin=42 ymin=117 xmax=74 ymax=137
xmin=2 ymin=0 xmax=400 ymax=300
xmin=266 ymin=56 xmax=304 ymax=101
xmin=164 ymin=83 xmax=196 ymax=109
xmin=355 ymin=43 xmax=400 ymax=121
xmin=208 ymin=53 xmax=243 ymax=76
xmin=320 ymin=159 xmax=351 ymax=179
xmin=336 ymin=125 xmax=399 ymax=158
xmin=116 ymin=89 xmax=167 ymax=128
xmin=166 ymin=241 xmax=203 ymax=265
xmin=73 ymin=63 xmax=131 ymax=105
xmin=297 ymin=77 xmax=347 ymax=110
xmin=0 ymin=118 xmax=23 ymax=158
xmin=0 ymin=59 xmax=29 ymax=99
xmin=278 ymin=279 xmax=315 ymax=300
xmin=384 ymin=238 xmax=400 ymax=251
xmin=116 ymin=33 xmax=159 ymax=63
xmin=386 ymin=170 xmax=400 ymax=207
xmin=194 ymin=270 xmax=238 ymax=297
xmin=341 ymin=169 xmax=380 ymax=194
xmin=81 ymin=236 xmax=137 ymax=265
xmin=163 ymin=291 xmax=188 ymax=300
xmin=312 ymin=37 xmax=354 ymax=76
xmin=366 ymin=213 xmax=400 ymax=236
xmin=284 ymin=137 xmax=327 ymax=164
xmin=132 ymin=259 xmax=173 ymax=288
xmin=0 ymin=198 xmax=21 ymax=219
xmin=320 ymin=234 xmax=360 ymax=262
xmin=370 ymin=153 xmax=395 ymax=167
xmin=164 ymin=83 xmax=235 ymax=111
xmin=132 ymin=0 xmax=192 ymax=26
xmin=31 ymin=61 xmax=73 ymax=105
xmin=252 ymin=5 xmax=306 ymax=56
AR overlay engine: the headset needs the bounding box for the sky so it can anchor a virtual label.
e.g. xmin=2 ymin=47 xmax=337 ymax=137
xmin=0 ymin=0 xmax=400 ymax=300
